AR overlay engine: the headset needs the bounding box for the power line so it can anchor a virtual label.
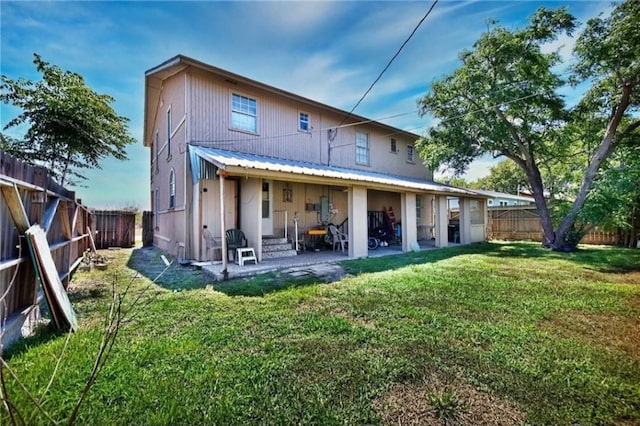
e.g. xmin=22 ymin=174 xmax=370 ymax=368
xmin=189 ymin=86 xmax=562 ymax=146
xmin=383 ymin=91 xmax=546 ymax=138
xmin=338 ymin=0 xmax=439 ymax=128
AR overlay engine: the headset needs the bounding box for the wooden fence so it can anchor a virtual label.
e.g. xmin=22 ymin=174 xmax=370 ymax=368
xmin=1 ymin=152 xmax=92 ymax=345
xmin=142 ymin=211 xmax=154 ymax=247
xmin=487 ymin=206 xmax=620 ymax=245
xmin=92 ymin=210 xmax=136 ymax=249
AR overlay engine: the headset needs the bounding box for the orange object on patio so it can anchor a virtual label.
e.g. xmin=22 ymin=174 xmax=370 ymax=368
xmin=307 ymin=229 xmax=327 ymax=236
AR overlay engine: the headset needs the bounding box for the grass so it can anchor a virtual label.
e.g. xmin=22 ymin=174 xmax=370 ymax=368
xmin=2 ymin=242 xmax=639 ymax=425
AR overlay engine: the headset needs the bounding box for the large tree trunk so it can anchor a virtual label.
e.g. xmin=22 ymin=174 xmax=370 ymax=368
xmin=551 ymin=84 xmax=632 ymax=250
xmin=524 ymin=163 xmax=556 ymax=248
xmin=629 ymin=195 xmax=640 ymax=249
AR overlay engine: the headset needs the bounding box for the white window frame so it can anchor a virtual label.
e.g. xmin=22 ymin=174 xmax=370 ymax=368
xmin=356 ymin=131 xmax=370 ymax=165
xmin=169 ymin=168 xmax=176 ymax=209
xmin=407 ymin=145 xmax=415 ymax=163
xmin=167 ymin=108 xmax=172 ymax=159
xmin=298 ymin=111 xmax=310 ymax=132
xmin=231 ymin=92 xmax=258 ymax=133
xmin=154 ymin=131 xmax=159 ymax=172
xmin=390 ymin=138 xmax=397 ymax=153
xmin=154 ymin=189 xmax=159 ymax=229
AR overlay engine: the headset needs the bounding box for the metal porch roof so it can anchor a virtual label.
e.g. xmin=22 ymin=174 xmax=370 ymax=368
xmin=189 ymin=146 xmax=481 ymax=197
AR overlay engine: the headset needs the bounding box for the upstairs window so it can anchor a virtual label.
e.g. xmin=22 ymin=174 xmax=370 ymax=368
xmin=299 ymin=112 xmax=310 ymax=132
xmin=231 ymin=93 xmax=257 ymax=133
xmin=356 ymin=131 xmax=369 ymax=165
xmin=167 ymin=108 xmax=172 ymax=158
xmin=154 ymin=131 xmax=159 ymax=172
xmin=154 ymin=190 xmax=159 ymax=229
xmin=169 ymin=169 xmax=176 ymax=209
xmin=390 ymin=138 xmax=397 ymax=153
xmin=407 ymin=145 xmax=415 ymax=162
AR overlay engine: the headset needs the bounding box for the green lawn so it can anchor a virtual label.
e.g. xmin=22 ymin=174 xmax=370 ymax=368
xmin=3 ymin=242 xmax=639 ymax=425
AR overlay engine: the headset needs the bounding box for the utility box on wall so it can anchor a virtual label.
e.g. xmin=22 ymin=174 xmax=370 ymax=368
xmin=320 ymin=196 xmax=329 ymax=223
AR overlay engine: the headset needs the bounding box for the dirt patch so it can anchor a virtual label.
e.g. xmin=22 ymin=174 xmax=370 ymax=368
xmin=331 ymin=307 xmax=377 ymax=329
xmin=375 ymin=373 xmax=525 ymax=426
xmin=281 ymin=263 xmax=347 ymax=283
xmin=608 ymin=271 xmax=640 ymax=286
xmin=539 ymin=308 xmax=640 ymax=359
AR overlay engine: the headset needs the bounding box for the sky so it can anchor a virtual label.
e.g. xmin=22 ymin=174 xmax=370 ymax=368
xmin=0 ymin=0 xmax=611 ymax=210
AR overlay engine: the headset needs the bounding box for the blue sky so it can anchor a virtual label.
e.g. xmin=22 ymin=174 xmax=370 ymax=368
xmin=1 ymin=1 xmax=610 ymax=210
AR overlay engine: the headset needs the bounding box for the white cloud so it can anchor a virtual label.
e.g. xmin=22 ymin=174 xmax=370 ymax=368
xmin=434 ymin=155 xmax=500 ymax=182
xmin=541 ymin=32 xmax=576 ymax=62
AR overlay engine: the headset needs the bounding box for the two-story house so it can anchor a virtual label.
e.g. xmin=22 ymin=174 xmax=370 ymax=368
xmin=143 ymin=55 xmax=487 ymax=266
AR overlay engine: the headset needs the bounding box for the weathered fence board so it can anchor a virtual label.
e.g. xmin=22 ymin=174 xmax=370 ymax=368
xmin=1 ymin=151 xmax=92 ymax=346
xmin=142 ymin=211 xmax=154 ymax=247
xmin=92 ymin=210 xmax=136 ymax=249
xmin=488 ymin=206 xmax=624 ymax=245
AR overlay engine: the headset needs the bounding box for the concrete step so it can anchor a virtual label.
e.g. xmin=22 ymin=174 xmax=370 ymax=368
xmin=262 ymin=237 xmax=289 ymax=246
xmin=262 ymin=243 xmax=294 ymax=252
xmin=262 ymin=249 xmax=298 ymax=259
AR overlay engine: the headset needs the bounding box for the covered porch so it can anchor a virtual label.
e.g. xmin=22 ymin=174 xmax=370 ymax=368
xmin=187 ymin=146 xmax=486 ymax=274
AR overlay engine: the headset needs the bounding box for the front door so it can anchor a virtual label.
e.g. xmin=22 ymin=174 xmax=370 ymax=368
xmin=262 ymin=180 xmax=273 ymax=236
xmin=224 ymin=179 xmax=237 ymax=230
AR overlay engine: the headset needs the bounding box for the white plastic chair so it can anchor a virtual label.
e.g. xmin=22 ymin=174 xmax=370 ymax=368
xmin=202 ymin=229 xmax=221 ymax=260
xmin=328 ymin=224 xmax=348 ymax=253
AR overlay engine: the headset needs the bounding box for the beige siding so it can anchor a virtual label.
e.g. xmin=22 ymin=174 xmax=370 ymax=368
xmin=151 ymin=73 xmax=188 ymax=257
xmin=368 ymin=190 xmax=402 ymax=219
xmin=188 ymin=71 xmax=326 ymax=163
xmin=270 ymin=181 xmax=349 ymax=237
xmin=186 ymin=68 xmax=431 ymax=180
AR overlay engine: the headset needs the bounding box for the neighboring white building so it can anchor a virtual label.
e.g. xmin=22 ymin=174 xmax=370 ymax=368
xmin=475 ymin=189 xmax=535 ymax=207
xmin=448 ymin=189 xmax=534 ymax=210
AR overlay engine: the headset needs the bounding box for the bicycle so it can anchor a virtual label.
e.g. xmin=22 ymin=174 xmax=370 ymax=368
xmin=368 ymin=228 xmax=391 ymax=250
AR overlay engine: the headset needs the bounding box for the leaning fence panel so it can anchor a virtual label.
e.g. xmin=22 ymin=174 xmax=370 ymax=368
xmin=1 ymin=151 xmax=92 ymax=346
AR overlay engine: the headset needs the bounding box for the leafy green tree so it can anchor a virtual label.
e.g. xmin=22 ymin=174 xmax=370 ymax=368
xmin=436 ymin=176 xmax=475 ymax=188
xmin=417 ymin=2 xmax=640 ymax=250
xmin=475 ymin=160 xmax=529 ymax=194
xmin=581 ymin=139 xmax=640 ymax=247
xmin=0 ymin=54 xmax=136 ymax=186
xmin=0 ymin=133 xmax=35 ymax=161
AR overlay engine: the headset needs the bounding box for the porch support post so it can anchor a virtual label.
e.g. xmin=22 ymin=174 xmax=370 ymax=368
xmin=401 ymin=192 xmax=417 ymax=252
xmin=459 ymin=197 xmax=472 ymax=245
xmin=219 ymin=172 xmax=228 ymax=276
xmin=483 ymin=199 xmax=489 ymax=242
xmin=434 ymin=195 xmax=449 ymax=248
xmin=192 ymin=180 xmax=201 ymax=260
xmin=348 ymin=185 xmax=368 ymax=258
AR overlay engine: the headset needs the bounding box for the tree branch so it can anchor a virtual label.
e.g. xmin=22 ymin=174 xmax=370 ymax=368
xmin=493 ymin=105 xmax=529 ymax=159
xmin=555 ymin=81 xmax=633 ymax=241
xmin=621 ymin=119 xmax=640 ymax=138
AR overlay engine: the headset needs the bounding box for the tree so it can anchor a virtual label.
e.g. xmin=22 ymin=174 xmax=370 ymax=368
xmin=0 ymin=133 xmax=35 ymax=161
xmin=436 ymin=176 xmax=475 ymax=188
xmin=417 ymin=2 xmax=640 ymax=250
xmin=475 ymin=160 xmax=529 ymax=194
xmin=0 ymin=54 xmax=136 ymax=186
xmin=580 ymin=141 xmax=640 ymax=247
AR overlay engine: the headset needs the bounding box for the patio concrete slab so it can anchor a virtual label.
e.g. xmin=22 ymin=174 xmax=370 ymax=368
xmin=201 ymin=239 xmax=437 ymax=283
